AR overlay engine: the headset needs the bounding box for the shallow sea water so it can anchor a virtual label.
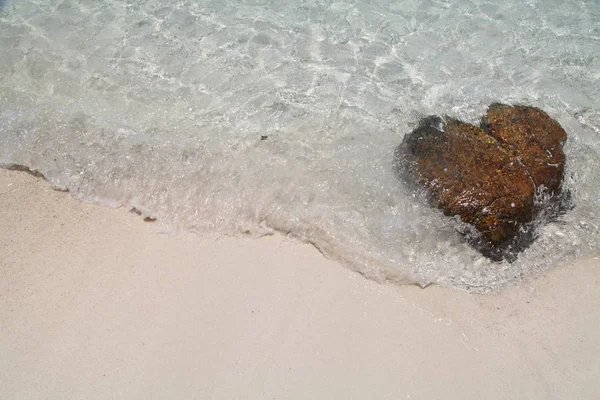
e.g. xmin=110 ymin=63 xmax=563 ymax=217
xmin=1 ymin=0 xmax=599 ymax=292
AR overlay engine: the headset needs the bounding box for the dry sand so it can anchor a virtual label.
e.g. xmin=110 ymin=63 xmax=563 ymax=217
xmin=1 ymin=168 xmax=599 ymax=399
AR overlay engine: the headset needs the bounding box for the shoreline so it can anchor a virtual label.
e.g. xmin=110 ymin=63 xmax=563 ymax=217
xmin=1 ymin=167 xmax=599 ymax=398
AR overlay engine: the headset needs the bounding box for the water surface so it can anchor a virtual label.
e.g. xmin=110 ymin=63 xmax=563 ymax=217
xmin=1 ymin=0 xmax=599 ymax=291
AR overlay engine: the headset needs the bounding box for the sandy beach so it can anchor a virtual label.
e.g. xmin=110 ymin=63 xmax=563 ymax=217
xmin=1 ymin=167 xmax=599 ymax=399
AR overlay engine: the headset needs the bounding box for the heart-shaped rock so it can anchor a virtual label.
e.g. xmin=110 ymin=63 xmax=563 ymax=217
xmin=395 ymin=104 xmax=568 ymax=260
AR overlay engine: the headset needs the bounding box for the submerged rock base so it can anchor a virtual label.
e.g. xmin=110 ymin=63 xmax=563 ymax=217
xmin=395 ymin=104 xmax=569 ymax=261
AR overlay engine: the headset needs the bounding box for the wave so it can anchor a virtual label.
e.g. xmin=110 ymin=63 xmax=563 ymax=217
xmin=1 ymin=0 xmax=599 ymax=292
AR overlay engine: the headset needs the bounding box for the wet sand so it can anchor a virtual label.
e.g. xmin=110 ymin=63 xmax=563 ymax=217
xmin=1 ymin=168 xmax=599 ymax=399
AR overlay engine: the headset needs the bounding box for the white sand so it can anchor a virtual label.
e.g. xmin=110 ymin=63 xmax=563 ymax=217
xmin=1 ymin=168 xmax=599 ymax=399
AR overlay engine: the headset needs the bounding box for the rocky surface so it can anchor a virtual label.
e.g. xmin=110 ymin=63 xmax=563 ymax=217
xmin=483 ymin=104 xmax=567 ymax=194
xmin=395 ymin=104 xmax=568 ymax=261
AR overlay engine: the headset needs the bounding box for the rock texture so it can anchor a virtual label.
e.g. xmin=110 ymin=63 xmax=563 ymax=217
xmin=395 ymin=104 xmax=567 ymax=260
xmin=484 ymin=104 xmax=566 ymax=193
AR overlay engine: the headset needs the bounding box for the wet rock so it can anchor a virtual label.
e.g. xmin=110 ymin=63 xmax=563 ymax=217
xmin=395 ymin=105 xmax=568 ymax=261
xmin=483 ymin=104 xmax=566 ymax=194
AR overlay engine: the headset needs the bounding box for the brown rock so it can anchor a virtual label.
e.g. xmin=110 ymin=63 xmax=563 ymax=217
xmin=395 ymin=105 xmax=567 ymax=260
xmin=483 ymin=104 xmax=566 ymax=194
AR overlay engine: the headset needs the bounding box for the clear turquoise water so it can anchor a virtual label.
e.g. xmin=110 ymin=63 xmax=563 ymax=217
xmin=1 ymin=0 xmax=599 ymax=291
